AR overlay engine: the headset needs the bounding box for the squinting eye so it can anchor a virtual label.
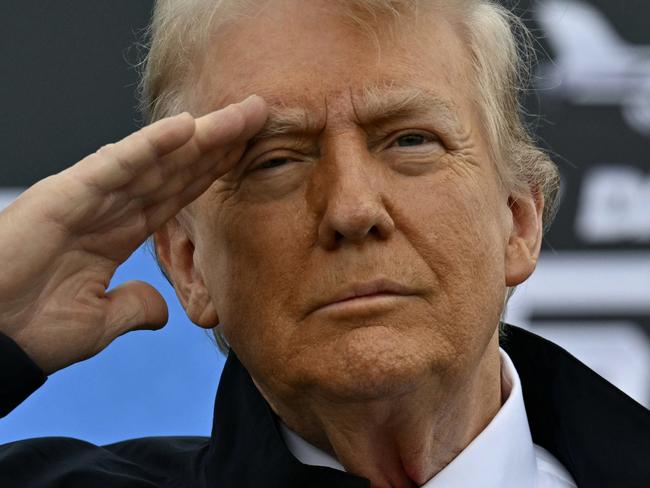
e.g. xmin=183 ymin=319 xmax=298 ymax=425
xmin=254 ymin=158 xmax=292 ymax=171
xmin=394 ymin=133 xmax=434 ymax=148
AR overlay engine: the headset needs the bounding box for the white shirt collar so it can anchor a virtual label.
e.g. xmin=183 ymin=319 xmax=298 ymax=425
xmin=280 ymin=348 xmax=540 ymax=487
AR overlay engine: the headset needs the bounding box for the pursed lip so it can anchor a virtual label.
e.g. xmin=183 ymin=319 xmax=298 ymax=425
xmin=310 ymin=278 xmax=418 ymax=314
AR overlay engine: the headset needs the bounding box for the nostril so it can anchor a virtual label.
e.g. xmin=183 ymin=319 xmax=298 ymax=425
xmin=331 ymin=222 xmax=384 ymax=245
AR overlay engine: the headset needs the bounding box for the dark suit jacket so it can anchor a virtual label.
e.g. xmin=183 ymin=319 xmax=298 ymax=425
xmin=0 ymin=324 xmax=648 ymax=487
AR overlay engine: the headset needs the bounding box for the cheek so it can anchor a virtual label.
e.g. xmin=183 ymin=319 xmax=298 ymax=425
xmin=393 ymin=169 xmax=508 ymax=344
xmin=399 ymin=167 xmax=505 ymax=256
xmin=204 ymin=196 xmax=311 ymax=356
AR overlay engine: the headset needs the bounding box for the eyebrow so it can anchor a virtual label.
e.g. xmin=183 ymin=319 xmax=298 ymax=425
xmin=354 ymin=86 xmax=461 ymax=132
xmin=248 ymin=105 xmax=323 ymax=147
xmin=248 ymin=86 xmax=461 ymax=146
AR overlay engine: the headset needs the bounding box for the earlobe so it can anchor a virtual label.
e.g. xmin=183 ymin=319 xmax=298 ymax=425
xmin=185 ymin=282 xmax=220 ymax=329
xmin=153 ymin=218 xmax=220 ymax=329
xmin=504 ymin=190 xmax=544 ymax=287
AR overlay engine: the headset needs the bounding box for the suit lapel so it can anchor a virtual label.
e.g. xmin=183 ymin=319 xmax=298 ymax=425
xmin=502 ymin=324 xmax=650 ymax=488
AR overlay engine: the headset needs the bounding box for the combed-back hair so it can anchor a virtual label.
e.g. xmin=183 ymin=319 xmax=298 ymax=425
xmin=137 ymin=0 xmax=561 ymax=353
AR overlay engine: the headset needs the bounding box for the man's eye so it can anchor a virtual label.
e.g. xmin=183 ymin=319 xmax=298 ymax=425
xmin=393 ymin=133 xmax=436 ymax=148
xmin=254 ymin=158 xmax=292 ymax=171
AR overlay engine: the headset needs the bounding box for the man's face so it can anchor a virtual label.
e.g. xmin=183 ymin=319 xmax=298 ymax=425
xmin=187 ymin=1 xmax=517 ymax=402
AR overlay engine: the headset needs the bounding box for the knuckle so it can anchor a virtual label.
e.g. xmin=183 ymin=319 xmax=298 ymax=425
xmin=96 ymin=143 xmax=116 ymax=156
xmin=139 ymin=130 xmax=163 ymax=161
xmin=97 ymin=141 xmax=138 ymax=178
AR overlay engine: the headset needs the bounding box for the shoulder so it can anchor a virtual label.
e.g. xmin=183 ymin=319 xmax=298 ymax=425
xmin=502 ymin=323 xmax=650 ymax=486
xmin=0 ymin=435 xmax=209 ymax=488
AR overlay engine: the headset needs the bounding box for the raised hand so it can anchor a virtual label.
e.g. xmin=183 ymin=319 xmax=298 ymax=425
xmin=0 ymin=95 xmax=268 ymax=374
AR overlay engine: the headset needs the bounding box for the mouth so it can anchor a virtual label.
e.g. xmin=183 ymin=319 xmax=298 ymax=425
xmin=311 ymin=279 xmax=418 ymax=315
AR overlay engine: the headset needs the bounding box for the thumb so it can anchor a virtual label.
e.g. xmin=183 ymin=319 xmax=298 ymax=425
xmin=105 ymin=280 xmax=169 ymax=338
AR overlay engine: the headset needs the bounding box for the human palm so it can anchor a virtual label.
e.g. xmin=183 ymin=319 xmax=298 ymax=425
xmin=0 ymin=95 xmax=267 ymax=374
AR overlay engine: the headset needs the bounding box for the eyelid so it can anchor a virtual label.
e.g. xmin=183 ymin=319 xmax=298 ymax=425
xmin=249 ymin=153 xmax=289 ymax=171
xmin=248 ymin=149 xmax=314 ymax=173
xmin=382 ymin=130 xmax=442 ymax=149
xmin=252 ymin=156 xmax=295 ymax=171
xmin=245 ymin=137 xmax=315 ymax=163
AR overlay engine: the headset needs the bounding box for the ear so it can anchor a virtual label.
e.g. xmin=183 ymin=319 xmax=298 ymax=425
xmin=505 ymin=189 xmax=544 ymax=287
xmin=153 ymin=217 xmax=219 ymax=329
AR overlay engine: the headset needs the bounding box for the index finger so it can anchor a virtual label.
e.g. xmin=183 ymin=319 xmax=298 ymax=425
xmin=72 ymin=95 xmax=268 ymax=194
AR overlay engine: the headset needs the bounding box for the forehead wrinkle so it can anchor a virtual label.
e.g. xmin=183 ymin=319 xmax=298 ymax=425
xmin=353 ymin=84 xmax=463 ymax=133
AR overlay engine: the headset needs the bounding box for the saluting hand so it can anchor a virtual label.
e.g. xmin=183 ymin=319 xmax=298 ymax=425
xmin=0 ymin=95 xmax=268 ymax=375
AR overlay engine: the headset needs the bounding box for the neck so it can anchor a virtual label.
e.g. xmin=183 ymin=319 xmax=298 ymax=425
xmin=262 ymin=338 xmax=503 ymax=488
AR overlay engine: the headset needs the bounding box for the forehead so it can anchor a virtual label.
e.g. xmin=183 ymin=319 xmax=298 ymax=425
xmin=193 ymin=0 xmax=473 ymax=119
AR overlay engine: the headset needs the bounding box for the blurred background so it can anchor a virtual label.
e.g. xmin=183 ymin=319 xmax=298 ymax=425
xmin=0 ymin=0 xmax=648 ymax=445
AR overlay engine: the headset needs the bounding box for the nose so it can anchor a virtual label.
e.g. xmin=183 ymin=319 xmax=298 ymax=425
xmin=315 ymin=149 xmax=395 ymax=250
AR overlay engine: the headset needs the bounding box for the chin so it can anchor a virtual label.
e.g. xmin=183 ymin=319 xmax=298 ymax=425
xmin=294 ymin=325 xmax=444 ymax=402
